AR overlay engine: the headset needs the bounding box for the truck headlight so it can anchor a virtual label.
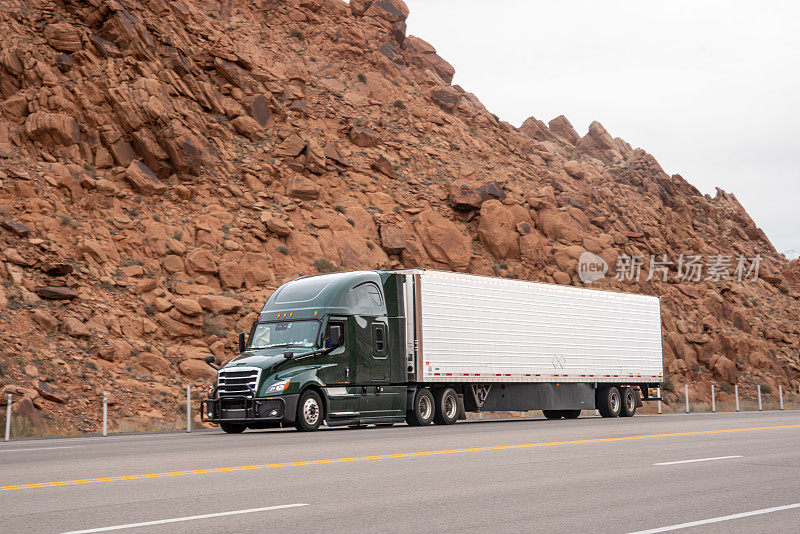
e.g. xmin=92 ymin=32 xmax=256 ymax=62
xmin=264 ymin=379 xmax=290 ymax=394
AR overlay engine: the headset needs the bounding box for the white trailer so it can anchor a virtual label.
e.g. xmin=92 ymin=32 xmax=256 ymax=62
xmin=401 ymin=269 xmax=663 ymax=420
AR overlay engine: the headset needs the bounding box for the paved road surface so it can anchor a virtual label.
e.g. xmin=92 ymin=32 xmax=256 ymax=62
xmin=1 ymin=411 xmax=799 ymax=533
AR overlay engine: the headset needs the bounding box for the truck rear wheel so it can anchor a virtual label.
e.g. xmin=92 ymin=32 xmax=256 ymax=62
xmin=406 ymin=388 xmax=435 ymax=426
xmin=620 ymin=387 xmax=637 ymax=417
xmin=433 ymin=388 xmax=459 ymax=425
xmin=295 ymin=390 xmax=323 ymax=432
xmin=543 ymin=410 xmax=563 ymax=420
xmin=220 ymin=422 xmax=246 ymax=434
xmin=563 ymin=410 xmax=581 ymax=419
xmin=597 ymin=386 xmax=621 ymax=418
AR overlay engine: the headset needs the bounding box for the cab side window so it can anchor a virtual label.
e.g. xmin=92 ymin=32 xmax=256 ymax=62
xmin=323 ymin=322 xmax=345 ymax=349
xmin=348 ymin=282 xmax=385 ymax=315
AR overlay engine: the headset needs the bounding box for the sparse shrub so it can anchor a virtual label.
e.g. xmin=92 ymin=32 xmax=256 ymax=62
xmin=392 ymin=100 xmax=405 ymax=110
xmin=357 ymin=73 xmax=366 ymax=83
xmin=346 ymin=218 xmax=355 ymax=227
xmin=661 ymin=377 xmax=674 ymax=392
xmin=170 ymin=230 xmax=184 ymax=240
xmin=334 ymin=205 xmax=346 ymax=214
xmin=718 ymin=382 xmax=733 ymax=394
xmin=143 ymin=305 xmax=155 ymax=315
xmin=202 ymin=315 xmax=227 ymax=338
xmin=289 ymin=29 xmax=305 ymax=40
xmin=277 ymin=245 xmax=290 ymax=255
xmin=366 ymin=240 xmax=374 ymax=250
xmin=153 ymin=214 xmax=162 ymax=222
xmin=221 ymin=223 xmax=231 ymax=234
xmin=314 ymin=258 xmax=336 ymax=273
xmin=778 ymin=286 xmax=789 ymax=294
xmin=761 ymin=384 xmax=772 ymax=394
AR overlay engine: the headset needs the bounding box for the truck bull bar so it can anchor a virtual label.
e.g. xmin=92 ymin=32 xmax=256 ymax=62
xmin=201 ymin=394 xmax=298 ymax=423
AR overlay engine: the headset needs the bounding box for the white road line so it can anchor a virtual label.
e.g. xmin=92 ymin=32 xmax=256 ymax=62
xmin=0 ymin=446 xmax=84 ymax=453
xmin=60 ymin=504 xmax=309 ymax=533
xmin=629 ymin=502 xmax=800 ymax=533
xmin=653 ymin=455 xmax=742 ymax=466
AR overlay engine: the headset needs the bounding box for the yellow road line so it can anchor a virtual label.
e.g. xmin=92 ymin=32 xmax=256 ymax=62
xmin=2 ymin=424 xmax=798 ymax=492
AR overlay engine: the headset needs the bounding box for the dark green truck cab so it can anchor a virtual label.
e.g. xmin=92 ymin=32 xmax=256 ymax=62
xmin=201 ymin=271 xmax=410 ymax=432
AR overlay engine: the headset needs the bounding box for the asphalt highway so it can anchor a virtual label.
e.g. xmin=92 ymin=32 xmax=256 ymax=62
xmin=1 ymin=411 xmax=799 ymax=533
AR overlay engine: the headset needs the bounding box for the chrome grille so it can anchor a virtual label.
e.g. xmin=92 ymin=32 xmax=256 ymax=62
xmin=217 ymin=366 xmax=261 ymax=397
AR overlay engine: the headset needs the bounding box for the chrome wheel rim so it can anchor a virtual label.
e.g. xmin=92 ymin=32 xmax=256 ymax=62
xmin=610 ymin=391 xmax=620 ymax=413
xmin=303 ymin=397 xmax=320 ymax=425
xmin=625 ymin=392 xmax=635 ymax=412
xmin=444 ymin=394 xmax=457 ymax=419
xmin=419 ymin=394 xmax=432 ymax=420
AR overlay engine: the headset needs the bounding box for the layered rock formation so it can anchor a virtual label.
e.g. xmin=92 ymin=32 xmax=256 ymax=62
xmin=0 ymin=0 xmax=798 ymax=434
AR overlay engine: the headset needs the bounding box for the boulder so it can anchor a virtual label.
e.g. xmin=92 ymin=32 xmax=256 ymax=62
xmin=178 ymin=359 xmax=216 ymax=380
xmin=449 ymin=179 xmax=506 ymax=211
xmin=349 ymin=127 xmax=380 ymax=147
xmin=243 ymin=94 xmax=272 ymax=127
xmin=553 ymin=271 xmax=571 ymax=285
xmin=31 ymin=309 xmax=59 ymax=331
xmin=403 ymin=35 xmax=454 ymax=84
xmin=33 ymin=380 xmax=68 ymax=403
xmin=186 ymin=249 xmax=218 ymax=274
xmin=429 ymin=87 xmax=461 ymax=111
xmin=576 ymin=121 xmax=622 ymax=162
xmin=231 ymin=115 xmax=263 ymax=140
xmin=548 ymin=115 xmax=580 ymax=145
xmin=286 ymin=175 xmax=320 ymax=200
xmin=478 ymin=200 xmax=520 ymax=259
xmin=173 ymin=298 xmax=202 ymax=316
xmin=36 ymin=286 xmax=78 ymax=300
xmin=43 ymin=23 xmax=82 ymax=52
xmin=414 ymin=210 xmax=472 ymax=270
xmin=218 ymin=261 xmax=245 ymax=289
xmin=63 ymin=317 xmax=90 ymax=338
xmin=536 ymin=207 xmax=590 ymax=244
xmin=264 ymin=217 xmax=292 ymax=236
xmin=138 ymin=352 xmax=172 ymax=376
xmin=379 ymin=224 xmax=407 ymax=254
xmin=198 ymin=294 xmax=243 ymax=314
xmin=0 ymin=220 xmax=30 ymax=237
xmin=709 ymin=354 xmax=737 ymax=383
xmin=519 ymin=116 xmax=555 ymax=142
xmin=25 ymin=112 xmax=80 ymax=145
xmin=124 ymin=161 xmax=166 ymax=196
xmin=274 ymin=134 xmax=306 ymax=157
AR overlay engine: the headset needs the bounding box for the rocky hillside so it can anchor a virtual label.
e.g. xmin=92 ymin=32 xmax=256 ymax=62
xmin=0 ymin=0 xmax=798 ymax=435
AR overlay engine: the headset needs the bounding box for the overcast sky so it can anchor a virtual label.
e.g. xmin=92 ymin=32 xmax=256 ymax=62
xmin=404 ymin=0 xmax=800 ymax=256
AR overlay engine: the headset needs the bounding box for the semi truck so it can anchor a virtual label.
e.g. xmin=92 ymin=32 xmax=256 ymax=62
xmin=201 ymin=269 xmax=663 ymax=432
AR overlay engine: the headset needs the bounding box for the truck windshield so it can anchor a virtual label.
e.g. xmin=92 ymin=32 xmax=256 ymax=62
xmin=249 ymin=321 xmax=320 ymax=349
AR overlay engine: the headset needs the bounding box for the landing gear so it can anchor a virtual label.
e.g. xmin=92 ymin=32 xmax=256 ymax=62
xmin=406 ymin=388 xmax=435 ymax=426
xmin=597 ymin=386 xmax=622 ymax=418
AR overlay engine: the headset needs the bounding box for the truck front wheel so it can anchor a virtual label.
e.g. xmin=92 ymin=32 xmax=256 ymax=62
xmin=295 ymin=390 xmax=323 ymax=432
xmin=406 ymin=388 xmax=435 ymax=426
xmin=220 ymin=422 xmax=246 ymax=434
xmin=543 ymin=410 xmax=563 ymax=420
xmin=433 ymin=388 xmax=459 ymax=425
xmin=597 ymin=386 xmax=622 ymax=418
xmin=619 ymin=387 xmax=637 ymax=417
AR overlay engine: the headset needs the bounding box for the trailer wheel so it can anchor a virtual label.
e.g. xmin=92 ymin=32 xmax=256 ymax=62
xmin=597 ymin=386 xmax=622 ymax=418
xmin=406 ymin=388 xmax=435 ymax=426
xmin=295 ymin=390 xmax=323 ymax=432
xmin=620 ymin=387 xmax=637 ymax=417
xmin=220 ymin=422 xmax=246 ymax=434
xmin=543 ymin=410 xmax=563 ymax=420
xmin=433 ymin=388 xmax=459 ymax=425
xmin=563 ymin=410 xmax=581 ymax=419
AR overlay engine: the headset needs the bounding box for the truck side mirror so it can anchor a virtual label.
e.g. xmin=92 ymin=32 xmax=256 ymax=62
xmin=329 ymin=325 xmax=341 ymax=347
xmin=284 ymin=350 xmax=294 ymax=360
xmin=205 ymin=355 xmax=215 ymax=364
xmin=238 ymin=332 xmax=246 ymax=354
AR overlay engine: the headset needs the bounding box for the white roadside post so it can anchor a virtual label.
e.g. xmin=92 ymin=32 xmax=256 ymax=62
xmin=186 ymin=385 xmax=192 ymax=433
xmin=4 ymin=394 xmax=11 ymax=442
xmin=102 ymin=392 xmax=108 ymax=437
xmin=735 ymin=384 xmax=740 ymax=412
xmin=685 ymin=384 xmax=689 ymax=413
xmin=657 ymin=387 xmax=662 ymax=414
xmin=757 ymin=385 xmax=762 ymax=411
xmin=711 ymin=385 xmax=715 ymax=412
xmin=779 ymin=385 xmax=784 ymax=410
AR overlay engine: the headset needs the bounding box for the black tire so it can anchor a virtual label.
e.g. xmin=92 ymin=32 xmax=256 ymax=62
xmin=543 ymin=410 xmax=564 ymax=420
xmin=295 ymin=390 xmax=323 ymax=432
xmin=405 ymin=388 xmax=435 ymax=426
xmin=620 ymin=387 xmax=637 ymax=417
xmin=433 ymin=388 xmax=459 ymax=425
xmin=220 ymin=422 xmax=246 ymax=434
xmin=563 ymin=410 xmax=581 ymax=419
xmin=597 ymin=386 xmax=622 ymax=418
